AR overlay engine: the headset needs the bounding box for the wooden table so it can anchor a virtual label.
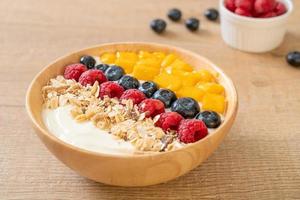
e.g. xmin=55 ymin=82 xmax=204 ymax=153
xmin=1 ymin=0 xmax=300 ymax=199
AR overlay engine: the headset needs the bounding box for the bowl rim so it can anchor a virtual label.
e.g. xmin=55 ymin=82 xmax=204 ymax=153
xmin=26 ymin=42 xmax=238 ymax=159
xmin=220 ymin=0 xmax=293 ymax=23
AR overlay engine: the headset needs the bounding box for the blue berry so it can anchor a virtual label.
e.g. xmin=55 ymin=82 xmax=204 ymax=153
xmin=196 ymin=111 xmax=221 ymax=128
xmin=138 ymin=81 xmax=158 ymax=97
xmin=185 ymin=18 xmax=199 ymax=31
xmin=118 ymin=75 xmax=140 ymax=90
xmin=286 ymin=51 xmax=300 ymax=67
xmin=105 ymin=65 xmax=125 ymax=81
xmin=204 ymin=8 xmax=219 ymax=21
xmin=80 ymin=55 xmax=96 ymax=69
xmin=152 ymin=89 xmax=177 ymax=108
xmin=171 ymin=97 xmax=200 ymax=118
xmin=150 ymin=19 xmax=167 ymax=34
xmin=167 ymin=8 xmax=182 ymax=21
xmin=95 ymin=64 xmax=109 ymax=72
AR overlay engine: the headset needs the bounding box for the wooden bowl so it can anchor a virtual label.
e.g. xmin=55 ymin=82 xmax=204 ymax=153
xmin=26 ymin=42 xmax=238 ymax=187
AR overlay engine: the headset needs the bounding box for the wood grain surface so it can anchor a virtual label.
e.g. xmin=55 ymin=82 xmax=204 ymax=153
xmin=0 ymin=0 xmax=299 ymax=199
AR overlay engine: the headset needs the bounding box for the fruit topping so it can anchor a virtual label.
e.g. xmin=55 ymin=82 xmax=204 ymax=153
xmin=138 ymin=81 xmax=158 ymax=98
xmin=202 ymin=93 xmax=226 ymax=114
xmin=286 ymin=51 xmax=300 ymax=67
xmin=78 ymin=69 xmax=107 ymax=86
xmin=254 ymin=0 xmax=276 ymax=14
xmin=204 ymin=8 xmax=219 ymax=21
xmin=152 ymin=89 xmax=177 ymax=108
xmin=139 ymin=99 xmax=165 ymax=118
xmin=178 ymin=119 xmax=208 ymax=143
xmin=64 ymin=63 xmax=87 ymax=81
xmin=185 ymin=18 xmax=199 ymax=31
xmin=120 ymin=89 xmax=146 ymax=105
xmin=118 ymin=75 xmax=140 ymax=90
xmin=80 ymin=55 xmax=96 ymax=69
xmin=95 ymin=64 xmax=110 ymax=72
xmin=196 ymin=82 xmax=225 ymax=95
xmin=235 ymin=7 xmax=252 ymax=17
xmin=105 ymin=65 xmax=125 ymax=81
xmin=100 ymin=53 xmax=116 ymax=64
xmin=177 ymin=86 xmax=205 ymax=102
xmin=196 ymin=111 xmax=222 ymax=128
xmin=171 ymin=97 xmax=200 ymax=118
xmin=167 ymin=8 xmax=182 ymax=21
xmin=154 ymin=73 xmax=182 ymax=91
xmin=274 ymin=2 xmax=287 ymax=16
xmin=236 ymin=0 xmax=254 ymax=12
xmin=225 ymin=0 xmax=237 ymax=12
xmin=115 ymin=52 xmax=138 ymax=73
xmin=155 ymin=112 xmax=184 ymax=132
xmin=150 ymin=19 xmax=167 ymax=34
xmin=99 ymin=81 xmax=124 ymax=99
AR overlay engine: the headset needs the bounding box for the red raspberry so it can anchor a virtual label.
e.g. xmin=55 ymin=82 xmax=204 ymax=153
xmin=260 ymin=11 xmax=276 ymax=18
xmin=178 ymin=119 xmax=208 ymax=144
xmin=254 ymin=0 xmax=276 ymax=14
xmin=138 ymin=99 xmax=165 ymax=118
xmin=99 ymin=81 xmax=124 ymax=98
xmin=235 ymin=7 xmax=252 ymax=17
xmin=225 ymin=0 xmax=236 ymax=12
xmin=64 ymin=63 xmax=87 ymax=81
xmin=274 ymin=2 xmax=286 ymax=16
xmin=79 ymin=69 xmax=107 ymax=86
xmin=235 ymin=0 xmax=254 ymax=12
xmin=155 ymin=112 xmax=183 ymax=132
xmin=120 ymin=89 xmax=146 ymax=105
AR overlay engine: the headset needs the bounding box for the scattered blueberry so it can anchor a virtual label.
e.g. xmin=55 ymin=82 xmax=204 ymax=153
xmin=105 ymin=65 xmax=125 ymax=81
xmin=150 ymin=19 xmax=167 ymax=34
xmin=167 ymin=8 xmax=182 ymax=21
xmin=80 ymin=55 xmax=96 ymax=69
xmin=152 ymin=89 xmax=177 ymax=108
xmin=95 ymin=64 xmax=110 ymax=72
xmin=138 ymin=81 xmax=158 ymax=97
xmin=286 ymin=51 xmax=300 ymax=67
xmin=118 ymin=75 xmax=140 ymax=90
xmin=195 ymin=111 xmax=221 ymax=128
xmin=185 ymin=18 xmax=200 ymax=31
xmin=171 ymin=97 xmax=200 ymax=118
xmin=204 ymin=8 xmax=219 ymax=21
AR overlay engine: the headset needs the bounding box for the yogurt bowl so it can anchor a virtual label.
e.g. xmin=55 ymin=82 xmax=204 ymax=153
xmin=26 ymin=42 xmax=238 ymax=186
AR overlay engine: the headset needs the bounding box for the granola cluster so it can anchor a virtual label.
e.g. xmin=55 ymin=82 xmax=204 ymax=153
xmin=42 ymin=76 xmax=181 ymax=152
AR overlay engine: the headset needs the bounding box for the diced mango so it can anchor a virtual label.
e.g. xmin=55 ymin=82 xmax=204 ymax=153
xmin=154 ymin=73 xmax=182 ymax=91
xmin=100 ymin=53 xmax=116 ymax=64
xmin=194 ymin=69 xmax=216 ymax=83
xmin=132 ymin=65 xmax=160 ymax=80
xmin=152 ymin=52 xmax=166 ymax=61
xmin=136 ymin=57 xmax=161 ymax=69
xmin=161 ymin=54 xmax=177 ymax=68
xmin=138 ymin=51 xmax=153 ymax=59
xmin=115 ymin=52 xmax=138 ymax=73
xmin=177 ymin=87 xmax=205 ymax=101
xmin=168 ymin=59 xmax=194 ymax=72
xmin=196 ymin=82 xmax=225 ymax=95
xmin=202 ymin=93 xmax=226 ymax=114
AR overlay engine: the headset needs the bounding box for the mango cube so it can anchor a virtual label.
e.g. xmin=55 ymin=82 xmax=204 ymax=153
xmin=177 ymin=87 xmax=205 ymax=102
xmin=168 ymin=59 xmax=194 ymax=72
xmin=196 ymin=82 xmax=225 ymax=95
xmin=132 ymin=65 xmax=160 ymax=80
xmin=138 ymin=51 xmax=153 ymax=59
xmin=115 ymin=52 xmax=138 ymax=73
xmin=154 ymin=73 xmax=182 ymax=91
xmin=100 ymin=53 xmax=116 ymax=64
xmin=194 ymin=69 xmax=216 ymax=83
xmin=136 ymin=57 xmax=161 ymax=69
xmin=202 ymin=93 xmax=226 ymax=114
xmin=161 ymin=54 xmax=177 ymax=68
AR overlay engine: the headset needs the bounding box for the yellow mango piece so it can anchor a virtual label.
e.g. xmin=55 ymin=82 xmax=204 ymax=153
xmin=168 ymin=59 xmax=194 ymax=72
xmin=202 ymin=93 xmax=226 ymax=114
xmin=154 ymin=73 xmax=182 ymax=91
xmin=100 ymin=53 xmax=116 ymax=64
xmin=161 ymin=54 xmax=177 ymax=68
xmin=177 ymin=87 xmax=205 ymax=102
xmin=194 ymin=69 xmax=216 ymax=83
xmin=152 ymin=52 xmax=166 ymax=61
xmin=136 ymin=57 xmax=161 ymax=69
xmin=132 ymin=65 xmax=160 ymax=80
xmin=115 ymin=52 xmax=138 ymax=73
xmin=196 ymin=82 xmax=225 ymax=95
xmin=138 ymin=51 xmax=153 ymax=59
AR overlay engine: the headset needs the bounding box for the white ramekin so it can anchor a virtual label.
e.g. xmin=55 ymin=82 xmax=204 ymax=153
xmin=220 ymin=0 xmax=293 ymax=53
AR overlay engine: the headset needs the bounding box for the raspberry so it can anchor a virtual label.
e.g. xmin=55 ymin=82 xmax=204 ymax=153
xmin=178 ymin=119 xmax=208 ymax=144
xmin=254 ymin=0 xmax=276 ymax=14
xmin=138 ymin=99 xmax=165 ymax=118
xmin=235 ymin=0 xmax=254 ymax=12
xmin=120 ymin=89 xmax=146 ymax=105
xmin=260 ymin=11 xmax=276 ymax=18
xmin=64 ymin=63 xmax=87 ymax=81
xmin=225 ymin=0 xmax=236 ymax=12
xmin=99 ymin=81 xmax=124 ymax=99
xmin=79 ymin=69 xmax=107 ymax=86
xmin=274 ymin=2 xmax=286 ymax=16
xmin=235 ymin=7 xmax=252 ymax=17
xmin=155 ymin=112 xmax=183 ymax=132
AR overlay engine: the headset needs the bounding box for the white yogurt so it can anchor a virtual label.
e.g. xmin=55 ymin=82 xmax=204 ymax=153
xmin=42 ymin=105 xmax=135 ymax=155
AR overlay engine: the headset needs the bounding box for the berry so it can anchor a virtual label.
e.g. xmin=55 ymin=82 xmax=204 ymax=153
xmin=171 ymin=97 xmax=200 ymax=118
xmin=254 ymin=0 xmax=276 ymax=14
xmin=185 ymin=18 xmax=199 ymax=31
xmin=195 ymin=111 xmax=221 ymax=128
xmin=178 ymin=119 xmax=208 ymax=143
xmin=64 ymin=63 xmax=87 ymax=81
xmin=80 ymin=55 xmax=96 ymax=69
xmin=235 ymin=7 xmax=252 ymax=17
xmin=274 ymin=2 xmax=287 ymax=16
xmin=99 ymin=81 xmax=124 ymax=98
xmin=260 ymin=11 xmax=276 ymax=18
xmin=105 ymin=65 xmax=125 ymax=81
xmin=204 ymin=8 xmax=219 ymax=21
xmin=286 ymin=51 xmax=300 ymax=67
xmin=120 ymin=89 xmax=146 ymax=105
xmin=138 ymin=99 xmax=165 ymax=118
xmin=138 ymin=81 xmax=158 ymax=97
xmin=225 ymin=0 xmax=236 ymax=12
xmin=150 ymin=19 xmax=167 ymax=34
xmin=118 ymin=75 xmax=140 ymax=90
xmin=155 ymin=112 xmax=183 ymax=132
xmin=167 ymin=8 xmax=182 ymax=21
xmin=95 ymin=64 xmax=110 ymax=72
xmin=78 ymin=69 xmax=107 ymax=86
xmin=152 ymin=89 xmax=177 ymax=108
xmin=235 ymin=0 xmax=254 ymax=12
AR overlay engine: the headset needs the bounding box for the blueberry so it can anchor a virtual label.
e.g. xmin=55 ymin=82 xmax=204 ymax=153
xmin=204 ymin=8 xmax=219 ymax=21
xmin=118 ymin=75 xmax=140 ymax=90
xmin=150 ymin=19 xmax=167 ymax=34
xmin=171 ymin=97 xmax=200 ymax=118
xmin=286 ymin=51 xmax=300 ymax=67
xmin=105 ymin=65 xmax=125 ymax=81
xmin=139 ymin=81 xmax=158 ymax=97
xmin=196 ymin=111 xmax=221 ymax=128
xmin=152 ymin=89 xmax=177 ymax=108
xmin=167 ymin=8 xmax=182 ymax=21
xmin=95 ymin=64 xmax=110 ymax=72
xmin=185 ymin=18 xmax=200 ymax=31
xmin=80 ymin=55 xmax=96 ymax=69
